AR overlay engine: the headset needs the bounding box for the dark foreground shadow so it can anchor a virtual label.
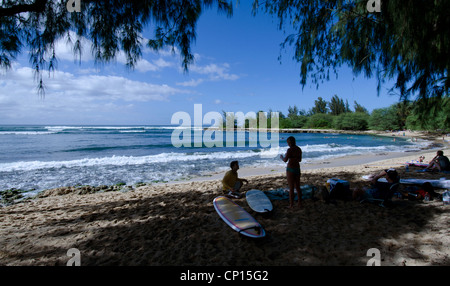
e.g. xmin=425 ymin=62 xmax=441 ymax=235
xmin=1 ymin=172 xmax=449 ymax=266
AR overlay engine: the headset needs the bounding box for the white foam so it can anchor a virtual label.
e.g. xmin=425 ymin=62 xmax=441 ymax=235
xmin=0 ymin=131 xmax=55 ymax=135
xmin=0 ymin=143 xmax=410 ymax=173
xmin=0 ymin=149 xmax=273 ymax=172
xmin=44 ymin=125 xmax=189 ymax=132
xmin=44 ymin=126 xmax=85 ymax=132
xmin=119 ymin=130 xmax=146 ymax=133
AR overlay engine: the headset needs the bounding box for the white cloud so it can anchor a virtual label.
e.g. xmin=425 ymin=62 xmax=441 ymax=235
xmin=135 ymin=57 xmax=173 ymax=73
xmin=53 ymin=31 xmax=175 ymax=73
xmin=54 ymin=32 xmax=94 ymax=63
xmin=176 ymin=62 xmax=239 ymax=87
xmin=54 ymin=74 xmax=180 ymax=102
xmin=53 ymin=33 xmax=238 ymax=86
xmin=176 ymin=78 xmax=204 ymax=87
xmin=0 ymin=64 xmax=187 ymax=123
xmin=190 ymin=63 xmax=239 ymax=81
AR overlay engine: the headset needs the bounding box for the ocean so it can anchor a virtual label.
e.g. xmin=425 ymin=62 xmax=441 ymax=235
xmin=0 ymin=125 xmax=428 ymax=197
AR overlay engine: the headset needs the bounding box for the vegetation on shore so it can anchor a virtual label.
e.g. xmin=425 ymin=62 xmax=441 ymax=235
xmin=227 ymin=95 xmax=450 ymax=133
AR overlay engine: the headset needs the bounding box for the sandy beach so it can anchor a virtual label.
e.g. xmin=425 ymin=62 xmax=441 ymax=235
xmin=1 ymin=131 xmax=449 ymax=267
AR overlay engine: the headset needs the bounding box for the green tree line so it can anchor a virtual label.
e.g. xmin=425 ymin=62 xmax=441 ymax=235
xmin=275 ymin=95 xmax=450 ymax=132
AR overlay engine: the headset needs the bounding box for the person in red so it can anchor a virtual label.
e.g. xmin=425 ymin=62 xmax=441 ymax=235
xmin=280 ymin=136 xmax=303 ymax=208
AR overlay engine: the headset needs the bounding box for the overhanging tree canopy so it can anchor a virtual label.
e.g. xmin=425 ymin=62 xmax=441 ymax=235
xmin=1 ymin=0 xmax=449 ymax=114
xmin=253 ymin=0 xmax=449 ymax=108
xmin=0 ymin=0 xmax=233 ymax=93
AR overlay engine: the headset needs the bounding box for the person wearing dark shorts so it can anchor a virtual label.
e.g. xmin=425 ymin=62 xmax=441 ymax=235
xmin=280 ymin=136 xmax=302 ymax=208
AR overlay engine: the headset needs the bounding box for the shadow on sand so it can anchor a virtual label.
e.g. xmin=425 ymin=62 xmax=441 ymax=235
xmin=1 ymin=172 xmax=449 ymax=266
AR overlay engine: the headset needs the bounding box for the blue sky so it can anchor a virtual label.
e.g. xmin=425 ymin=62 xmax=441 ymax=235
xmin=0 ymin=1 xmax=400 ymax=125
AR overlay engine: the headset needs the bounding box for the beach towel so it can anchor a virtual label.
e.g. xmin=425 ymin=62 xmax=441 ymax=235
xmin=263 ymin=185 xmax=316 ymax=201
xmin=405 ymin=161 xmax=428 ymax=168
xmin=415 ymin=169 xmax=450 ymax=174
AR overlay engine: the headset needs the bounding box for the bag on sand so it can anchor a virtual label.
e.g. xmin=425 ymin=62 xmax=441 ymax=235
xmin=311 ymin=186 xmax=330 ymax=202
xmin=327 ymin=178 xmax=352 ymax=202
xmin=406 ymin=182 xmax=440 ymax=201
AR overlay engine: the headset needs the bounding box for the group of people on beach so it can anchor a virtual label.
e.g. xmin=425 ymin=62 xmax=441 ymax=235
xmin=222 ymin=136 xmax=302 ymax=208
xmin=222 ymin=136 xmax=449 ymax=209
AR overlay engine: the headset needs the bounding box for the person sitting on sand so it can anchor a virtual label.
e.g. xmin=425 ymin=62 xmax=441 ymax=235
xmin=222 ymin=161 xmax=248 ymax=199
xmin=426 ymin=150 xmax=450 ymax=172
xmin=352 ymin=169 xmax=400 ymax=201
xmin=280 ymin=136 xmax=302 ymax=208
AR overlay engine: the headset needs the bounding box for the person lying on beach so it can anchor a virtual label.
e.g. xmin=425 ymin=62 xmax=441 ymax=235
xmin=280 ymin=136 xmax=302 ymax=208
xmin=352 ymin=169 xmax=400 ymax=201
xmin=222 ymin=161 xmax=248 ymax=199
xmin=425 ymin=150 xmax=450 ymax=172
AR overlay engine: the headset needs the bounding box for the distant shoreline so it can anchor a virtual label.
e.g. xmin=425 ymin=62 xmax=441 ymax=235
xmin=207 ymin=126 xmax=449 ymax=141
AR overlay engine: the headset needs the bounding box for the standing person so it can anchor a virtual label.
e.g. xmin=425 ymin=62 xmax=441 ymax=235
xmin=280 ymin=136 xmax=302 ymax=208
xmin=222 ymin=161 xmax=248 ymax=199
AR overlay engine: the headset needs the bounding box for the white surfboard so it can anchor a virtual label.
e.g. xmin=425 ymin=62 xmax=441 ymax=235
xmin=399 ymin=178 xmax=450 ymax=189
xmin=362 ymin=175 xmax=450 ymax=189
xmin=245 ymin=189 xmax=273 ymax=213
xmin=213 ymin=196 xmax=265 ymax=238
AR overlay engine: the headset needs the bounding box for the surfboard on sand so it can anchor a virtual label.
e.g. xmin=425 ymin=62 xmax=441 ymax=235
xmin=245 ymin=189 xmax=273 ymax=213
xmin=398 ymin=178 xmax=450 ymax=189
xmin=213 ymin=196 xmax=266 ymax=238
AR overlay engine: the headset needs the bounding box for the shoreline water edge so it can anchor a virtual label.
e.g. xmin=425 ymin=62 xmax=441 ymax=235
xmin=1 ymin=128 xmax=448 ymax=206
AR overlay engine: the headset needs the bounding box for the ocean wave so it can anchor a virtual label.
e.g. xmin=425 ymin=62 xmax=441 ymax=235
xmin=62 ymin=143 xmax=177 ymax=152
xmin=0 ymin=140 xmax=417 ymax=173
xmin=0 ymin=131 xmax=56 ymax=135
xmin=0 ymin=149 xmax=275 ymax=172
xmin=0 ymin=126 xmax=189 ymax=135
xmin=44 ymin=125 xmax=187 ymax=132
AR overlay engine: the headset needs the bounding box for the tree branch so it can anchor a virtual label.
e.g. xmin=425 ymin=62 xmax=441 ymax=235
xmin=0 ymin=0 xmax=48 ymax=17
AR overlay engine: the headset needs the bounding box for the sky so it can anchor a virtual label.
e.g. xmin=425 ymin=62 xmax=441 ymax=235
xmin=0 ymin=1 xmax=401 ymax=126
